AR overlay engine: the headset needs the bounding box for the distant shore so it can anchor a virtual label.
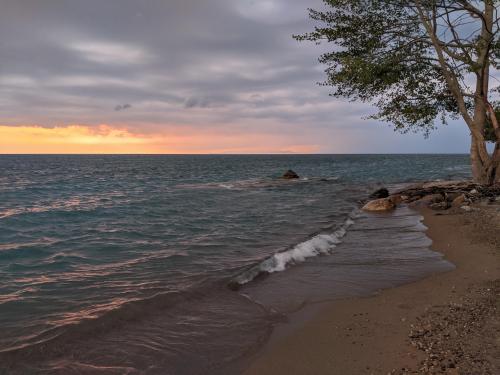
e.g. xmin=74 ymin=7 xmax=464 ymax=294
xmin=243 ymin=200 xmax=500 ymax=374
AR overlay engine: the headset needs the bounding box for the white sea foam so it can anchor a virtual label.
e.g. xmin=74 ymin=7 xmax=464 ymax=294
xmin=270 ymin=233 xmax=342 ymax=272
xmin=231 ymin=213 xmax=356 ymax=286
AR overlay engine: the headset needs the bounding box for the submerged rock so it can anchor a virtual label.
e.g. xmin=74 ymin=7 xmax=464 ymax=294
xmin=362 ymin=198 xmax=395 ymax=212
xmin=369 ymin=187 xmax=390 ymax=199
xmin=282 ymin=170 xmax=300 ymax=179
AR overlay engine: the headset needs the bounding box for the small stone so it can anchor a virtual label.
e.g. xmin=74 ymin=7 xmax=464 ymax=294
xmin=451 ymin=194 xmax=466 ymax=207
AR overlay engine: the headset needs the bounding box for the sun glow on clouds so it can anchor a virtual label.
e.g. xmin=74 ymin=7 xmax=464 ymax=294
xmin=0 ymin=125 xmax=320 ymax=154
xmin=0 ymin=125 xmax=151 ymax=154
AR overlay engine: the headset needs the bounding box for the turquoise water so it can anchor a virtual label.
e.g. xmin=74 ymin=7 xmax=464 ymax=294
xmin=0 ymin=155 xmax=469 ymax=374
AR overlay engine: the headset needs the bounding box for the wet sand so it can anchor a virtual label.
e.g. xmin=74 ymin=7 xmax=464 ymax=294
xmin=243 ymin=205 xmax=500 ymax=374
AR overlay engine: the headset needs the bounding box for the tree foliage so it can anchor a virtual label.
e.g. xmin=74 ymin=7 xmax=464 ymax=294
xmin=295 ymin=0 xmax=500 ymax=183
xmin=296 ymin=1 xmax=459 ymax=134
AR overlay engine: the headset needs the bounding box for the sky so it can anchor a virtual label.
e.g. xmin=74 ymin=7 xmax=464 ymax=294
xmin=0 ymin=0 xmax=472 ymax=154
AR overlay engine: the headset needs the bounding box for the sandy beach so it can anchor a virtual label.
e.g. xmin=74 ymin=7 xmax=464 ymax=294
xmin=243 ymin=205 xmax=500 ymax=374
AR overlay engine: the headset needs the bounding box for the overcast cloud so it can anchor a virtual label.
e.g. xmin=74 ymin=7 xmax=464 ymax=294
xmin=0 ymin=0 xmax=471 ymax=153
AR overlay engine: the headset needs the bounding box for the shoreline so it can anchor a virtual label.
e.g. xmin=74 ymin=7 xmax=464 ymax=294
xmin=242 ymin=205 xmax=500 ymax=374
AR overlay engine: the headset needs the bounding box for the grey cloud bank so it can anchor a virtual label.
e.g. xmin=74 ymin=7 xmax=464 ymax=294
xmin=0 ymin=0 xmax=470 ymax=153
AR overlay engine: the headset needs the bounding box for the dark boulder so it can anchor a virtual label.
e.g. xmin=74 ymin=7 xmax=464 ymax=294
xmin=369 ymin=188 xmax=390 ymax=199
xmin=282 ymin=170 xmax=300 ymax=179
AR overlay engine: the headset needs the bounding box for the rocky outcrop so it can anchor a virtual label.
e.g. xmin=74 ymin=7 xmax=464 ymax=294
xmin=362 ymin=198 xmax=396 ymax=212
xmin=282 ymin=170 xmax=300 ymax=179
xmin=363 ymin=181 xmax=500 ymax=212
xmin=392 ymin=180 xmax=500 ymax=209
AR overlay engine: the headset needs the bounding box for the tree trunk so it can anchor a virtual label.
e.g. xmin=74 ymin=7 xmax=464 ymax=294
xmin=470 ymin=137 xmax=500 ymax=185
xmin=487 ymin=141 xmax=500 ymax=185
xmin=471 ymin=138 xmax=486 ymax=183
xmin=496 ymin=167 xmax=500 ymax=184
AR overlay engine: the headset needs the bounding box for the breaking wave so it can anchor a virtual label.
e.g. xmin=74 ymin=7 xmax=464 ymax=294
xmin=229 ymin=212 xmax=357 ymax=288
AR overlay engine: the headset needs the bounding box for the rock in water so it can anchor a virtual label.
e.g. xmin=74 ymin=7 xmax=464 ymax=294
xmin=362 ymin=198 xmax=396 ymax=212
xmin=369 ymin=188 xmax=389 ymax=199
xmin=282 ymin=170 xmax=300 ymax=179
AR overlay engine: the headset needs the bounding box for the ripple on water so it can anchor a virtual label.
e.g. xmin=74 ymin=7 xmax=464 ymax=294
xmin=0 ymin=155 xmax=469 ymax=374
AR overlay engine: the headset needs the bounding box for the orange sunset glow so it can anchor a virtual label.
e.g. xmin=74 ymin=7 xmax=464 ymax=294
xmin=0 ymin=125 xmax=321 ymax=154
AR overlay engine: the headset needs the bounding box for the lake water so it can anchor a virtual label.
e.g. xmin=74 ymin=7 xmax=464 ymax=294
xmin=0 ymin=154 xmax=469 ymax=374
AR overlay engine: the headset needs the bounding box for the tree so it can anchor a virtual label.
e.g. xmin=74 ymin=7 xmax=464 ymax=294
xmin=295 ymin=0 xmax=500 ymax=185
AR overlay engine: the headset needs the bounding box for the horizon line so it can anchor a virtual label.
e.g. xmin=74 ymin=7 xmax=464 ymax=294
xmin=0 ymin=152 xmax=470 ymax=156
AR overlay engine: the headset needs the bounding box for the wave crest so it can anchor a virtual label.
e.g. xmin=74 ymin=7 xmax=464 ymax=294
xmin=229 ymin=214 xmax=356 ymax=289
